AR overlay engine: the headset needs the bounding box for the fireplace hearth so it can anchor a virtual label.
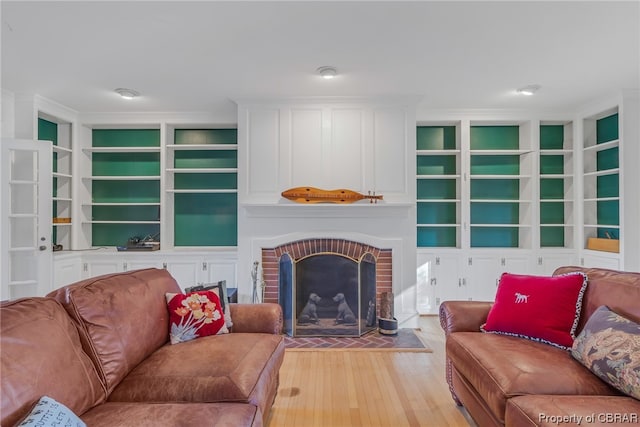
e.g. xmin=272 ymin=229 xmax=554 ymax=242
xmin=261 ymin=238 xmax=392 ymax=337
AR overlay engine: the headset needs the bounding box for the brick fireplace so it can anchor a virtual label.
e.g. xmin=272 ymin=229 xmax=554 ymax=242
xmin=261 ymin=238 xmax=392 ymax=336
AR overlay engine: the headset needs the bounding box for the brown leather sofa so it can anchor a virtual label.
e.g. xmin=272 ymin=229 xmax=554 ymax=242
xmin=440 ymin=266 xmax=640 ymax=426
xmin=1 ymin=268 xmax=285 ymax=427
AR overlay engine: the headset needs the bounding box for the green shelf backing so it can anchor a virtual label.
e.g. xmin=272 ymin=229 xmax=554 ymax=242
xmin=597 ymin=174 xmax=619 ymax=198
xmin=471 ymin=227 xmax=519 ymax=248
xmin=416 ymin=155 xmax=457 ymax=175
xmin=471 ymin=202 xmax=520 ymax=225
xmin=174 ymin=193 xmax=237 ymax=246
xmin=540 ymin=178 xmax=565 ymax=199
xmin=596 ymin=114 xmax=619 ymax=144
xmin=596 ymin=147 xmax=619 ymax=170
xmin=541 ymin=226 xmax=565 ymax=247
xmin=596 ymin=227 xmax=619 ymax=240
xmin=93 ymin=152 xmax=160 ymax=176
xmin=417 ymin=227 xmax=457 ymax=247
xmin=539 ymin=155 xmax=564 ymax=175
xmin=174 ymin=129 xmax=237 ymax=145
xmin=92 ymin=223 xmax=160 ymax=247
xmin=417 ymin=179 xmax=457 ymax=199
xmin=416 ymin=126 xmax=456 ymax=150
xmin=38 ymin=118 xmax=58 ymax=145
xmin=597 ymin=200 xmax=619 ymax=226
xmin=92 ymin=205 xmax=159 ymax=222
xmin=540 ymin=125 xmax=564 ymax=150
xmin=92 ymin=129 xmax=160 ymax=147
xmin=470 ymin=179 xmax=519 ymax=200
xmin=92 ymin=181 xmax=160 ymax=203
xmin=470 ymin=155 xmax=520 ymax=175
xmin=470 ymin=126 xmax=519 ymax=150
xmin=174 ymin=150 xmax=237 ymax=169
xmin=417 ymin=202 xmax=457 ymax=224
xmin=174 ymin=173 xmax=237 ymax=190
xmin=540 ymin=201 xmax=565 ymax=224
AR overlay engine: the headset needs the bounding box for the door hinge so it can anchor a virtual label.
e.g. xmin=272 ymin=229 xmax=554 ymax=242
xmin=468 ymin=257 xmax=472 ymax=266
xmin=163 ymin=262 xmax=167 ymax=269
xmin=202 ymin=262 xmax=207 ymax=271
xmin=435 ymin=257 xmax=440 ymax=265
xmin=500 ymin=258 xmax=506 ymax=266
xmin=123 ymin=262 xmax=127 ymax=271
xmin=83 ymin=262 xmax=88 ymax=272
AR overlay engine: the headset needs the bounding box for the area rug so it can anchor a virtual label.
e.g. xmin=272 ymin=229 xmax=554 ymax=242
xmin=283 ymin=328 xmax=431 ymax=352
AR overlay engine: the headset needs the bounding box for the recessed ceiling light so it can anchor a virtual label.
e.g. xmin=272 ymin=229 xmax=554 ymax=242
xmin=317 ymin=66 xmax=337 ymax=79
xmin=114 ymin=88 xmax=140 ymax=100
xmin=516 ymin=84 xmax=541 ymax=96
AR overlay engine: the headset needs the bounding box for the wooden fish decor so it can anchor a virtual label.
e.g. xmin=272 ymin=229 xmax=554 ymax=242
xmin=281 ymin=187 xmax=383 ymax=204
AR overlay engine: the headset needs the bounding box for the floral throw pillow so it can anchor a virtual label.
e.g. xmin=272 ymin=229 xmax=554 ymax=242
xmin=166 ymin=291 xmax=228 ymax=345
xmin=571 ymin=305 xmax=640 ymax=400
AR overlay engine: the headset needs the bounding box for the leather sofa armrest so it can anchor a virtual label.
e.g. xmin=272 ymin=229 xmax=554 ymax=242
xmin=229 ymin=303 xmax=283 ymax=334
xmin=439 ymin=300 xmax=493 ymax=336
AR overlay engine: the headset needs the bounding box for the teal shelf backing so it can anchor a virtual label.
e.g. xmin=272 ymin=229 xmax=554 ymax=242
xmin=471 ymin=202 xmax=520 ymax=225
xmin=92 ymin=223 xmax=160 ymax=247
xmin=470 ymin=178 xmax=519 ymax=199
xmin=541 ymin=226 xmax=565 ymax=247
xmin=540 ymin=178 xmax=565 ymax=199
xmin=175 ymin=129 xmax=237 ymax=145
xmin=92 ymin=181 xmax=160 ymax=203
xmin=539 ymin=155 xmax=564 ymax=175
xmin=540 ymin=125 xmax=564 ymax=150
xmin=92 ymin=152 xmax=160 ymax=176
xmin=471 ymin=227 xmax=519 ymax=248
xmin=92 ymin=129 xmax=160 ymax=147
xmin=174 ymin=173 xmax=237 ymax=190
xmin=417 ymin=155 xmax=456 ymax=175
xmin=92 ymin=205 xmax=160 ymax=222
xmin=417 ymin=179 xmax=457 ymax=199
xmin=597 ymin=200 xmax=619 ymax=227
xmin=417 ymin=227 xmax=457 ymax=247
xmin=417 ymin=202 xmax=457 ymax=223
xmin=470 ymin=126 xmax=519 ymax=150
xmin=596 ymin=114 xmax=619 ymax=144
xmin=596 ymin=147 xmax=619 ymax=170
xmin=416 ymin=126 xmax=456 ymax=150
xmin=470 ymin=155 xmax=520 ymax=175
xmin=540 ymin=201 xmax=565 ymax=224
xmin=174 ymin=150 xmax=237 ymax=169
xmin=174 ymin=193 xmax=237 ymax=246
xmin=597 ymin=174 xmax=619 ymax=198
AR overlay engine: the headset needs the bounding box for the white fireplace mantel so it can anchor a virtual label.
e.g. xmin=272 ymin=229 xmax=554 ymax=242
xmin=241 ymin=202 xmax=414 ymax=219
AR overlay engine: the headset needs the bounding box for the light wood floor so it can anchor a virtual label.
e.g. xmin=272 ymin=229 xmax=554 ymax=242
xmin=267 ymin=316 xmax=474 ymax=427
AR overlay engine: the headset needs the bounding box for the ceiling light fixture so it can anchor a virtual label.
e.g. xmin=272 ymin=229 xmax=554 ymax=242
xmin=317 ymin=66 xmax=337 ymax=79
xmin=516 ymin=84 xmax=541 ymax=96
xmin=114 ymin=88 xmax=140 ymax=100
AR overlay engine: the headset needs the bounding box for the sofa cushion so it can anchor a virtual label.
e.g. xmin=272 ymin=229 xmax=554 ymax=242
xmin=506 ymin=395 xmax=640 ymax=427
xmin=48 ymin=268 xmax=182 ymax=394
xmin=108 ymin=333 xmax=285 ymax=418
xmin=571 ymin=305 xmax=640 ymax=400
xmin=482 ymin=272 xmax=587 ymax=349
xmin=166 ymin=290 xmax=228 ymax=344
xmin=81 ymin=402 xmax=263 ymax=427
xmin=0 ymin=298 xmax=105 ymax=427
xmin=16 ymin=396 xmax=86 ymax=427
xmin=446 ymin=332 xmax=618 ymax=424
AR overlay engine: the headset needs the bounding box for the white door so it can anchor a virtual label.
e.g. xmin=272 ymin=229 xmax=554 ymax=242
xmin=1 ymin=139 xmax=53 ymax=299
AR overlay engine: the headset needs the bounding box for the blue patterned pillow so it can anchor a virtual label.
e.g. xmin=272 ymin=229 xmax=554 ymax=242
xmin=17 ymin=396 xmax=86 ymax=427
xmin=571 ymin=305 xmax=640 ymax=400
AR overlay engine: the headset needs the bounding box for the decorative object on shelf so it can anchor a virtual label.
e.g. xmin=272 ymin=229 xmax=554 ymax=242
xmin=53 ymin=217 xmax=71 ymax=223
xmin=281 ymin=187 xmax=383 ymax=204
xmin=116 ymin=233 xmax=160 ymax=251
xmin=586 ymin=237 xmax=620 ymax=253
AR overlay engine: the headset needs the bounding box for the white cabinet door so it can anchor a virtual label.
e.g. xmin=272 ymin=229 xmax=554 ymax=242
xmin=581 ymin=252 xmax=620 ymax=270
xmin=1 ymin=139 xmax=52 ymax=299
xmin=84 ymin=259 xmax=122 ymax=277
xmin=202 ymin=260 xmax=237 ymax=286
xmin=165 ymin=259 xmax=201 ymax=291
xmin=417 ymin=252 xmax=465 ymax=314
xmin=536 ymin=252 xmax=578 ymax=275
xmin=465 ymin=255 xmax=501 ymax=302
xmin=53 ymin=254 xmax=82 ymax=288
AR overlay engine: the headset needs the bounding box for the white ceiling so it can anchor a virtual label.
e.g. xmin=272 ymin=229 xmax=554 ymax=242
xmin=2 ymin=1 xmax=639 ymax=116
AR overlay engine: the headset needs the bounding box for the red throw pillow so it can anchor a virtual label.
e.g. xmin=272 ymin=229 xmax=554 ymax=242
xmin=482 ymin=272 xmax=588 ymax=349
xmin=166 ymin=290 xmax=228 ymax=345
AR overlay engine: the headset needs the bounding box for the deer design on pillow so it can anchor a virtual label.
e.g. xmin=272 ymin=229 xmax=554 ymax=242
xmin=514 ymin=292 xmax=530 ymax=303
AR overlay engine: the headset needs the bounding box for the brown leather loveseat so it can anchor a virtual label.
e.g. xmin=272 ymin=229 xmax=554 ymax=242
xmin=1 ymin=268 xmax=285 ymax=427
xmin=440 ymin=266 xmax=640 ymax=426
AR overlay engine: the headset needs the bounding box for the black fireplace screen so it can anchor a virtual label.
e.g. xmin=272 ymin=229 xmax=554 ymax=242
xmin=280 ymin=252 xmax=377 ymax=337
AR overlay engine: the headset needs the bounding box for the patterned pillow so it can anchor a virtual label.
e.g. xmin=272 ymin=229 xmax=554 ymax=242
xmin=185 ymin=281 xmax=233 ymax=329
xmin=482 ymin=272 xmax=588 ymax=349
xmin=571 ymin=305 xmax=640 ymax=400
xmin=17 ymin=396 xmax=86 ymax=427
xmin=165 ymin=290 xmax=228 ymax=345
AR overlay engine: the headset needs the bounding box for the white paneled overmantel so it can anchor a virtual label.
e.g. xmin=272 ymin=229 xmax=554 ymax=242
xmin=236 ymin=97 xmax=419 ymax=326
